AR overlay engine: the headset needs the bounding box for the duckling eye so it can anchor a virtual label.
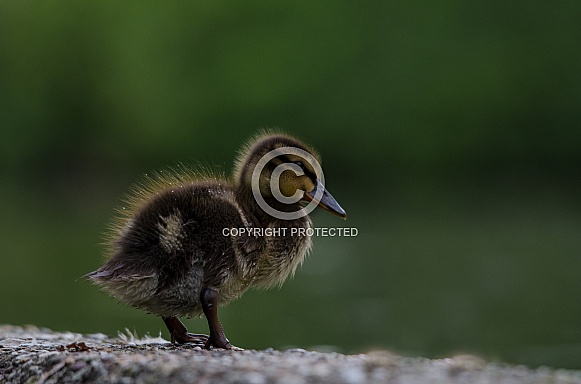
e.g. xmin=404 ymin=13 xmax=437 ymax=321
xmin=292 ymin=161 xmax=304 ymax=170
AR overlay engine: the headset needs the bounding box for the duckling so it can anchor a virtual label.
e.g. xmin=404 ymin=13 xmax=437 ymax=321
xmin=86 ymin=130 xmax=346 ymax=349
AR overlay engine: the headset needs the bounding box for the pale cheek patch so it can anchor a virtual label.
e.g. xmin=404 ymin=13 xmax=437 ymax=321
xmin=157 ymin=213 xmax=184 ymax=253
xmin=301 ymin=176 xmax=316 ymax=194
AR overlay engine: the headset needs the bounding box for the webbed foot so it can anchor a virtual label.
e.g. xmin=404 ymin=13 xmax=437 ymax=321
xmin=163 ymin=316 xmax=207 ymax=346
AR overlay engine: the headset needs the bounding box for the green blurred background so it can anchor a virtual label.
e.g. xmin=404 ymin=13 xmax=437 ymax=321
xmin=1 ymin=1 xmax=580 ymax=369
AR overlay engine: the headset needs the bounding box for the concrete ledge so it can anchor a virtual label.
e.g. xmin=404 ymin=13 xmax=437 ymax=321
xmin=1 ymin=325 xmax=580 ymax=384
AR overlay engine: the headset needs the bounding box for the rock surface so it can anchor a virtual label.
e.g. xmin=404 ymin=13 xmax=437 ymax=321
xmin=1 ymin=325 xmax=580 ymax=384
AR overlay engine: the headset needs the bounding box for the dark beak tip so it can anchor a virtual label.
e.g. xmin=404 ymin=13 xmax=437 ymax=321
xmin=325 ymin=203 xmax=346 ymax=220
xmin=304 ymin=180 xmax=347 ymax=220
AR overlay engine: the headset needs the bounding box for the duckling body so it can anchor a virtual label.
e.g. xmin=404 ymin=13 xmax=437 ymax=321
xmin=87 ymin=131 xmax=345 ymax=349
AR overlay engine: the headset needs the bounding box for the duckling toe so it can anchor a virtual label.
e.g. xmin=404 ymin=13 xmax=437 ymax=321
xmin=203 ymin=333 xmax=244 ymax=350
xmin=173 ymin=332 xmax=209 ymax=345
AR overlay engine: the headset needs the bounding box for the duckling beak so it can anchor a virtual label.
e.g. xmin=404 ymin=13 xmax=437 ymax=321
xmin=302 ymin=180 xmax=347 ymax=220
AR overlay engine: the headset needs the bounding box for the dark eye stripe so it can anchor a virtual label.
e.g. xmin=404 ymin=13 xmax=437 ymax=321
xmin=277 ymin=156 xmax=317 ymax=181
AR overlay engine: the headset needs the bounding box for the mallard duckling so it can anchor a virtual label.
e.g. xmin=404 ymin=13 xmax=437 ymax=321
xmin=86 ymin=131 xmax=346 ymax=349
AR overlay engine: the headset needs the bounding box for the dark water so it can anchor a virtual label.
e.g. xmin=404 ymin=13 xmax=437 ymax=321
xmin=1 ymin=176 xmax=580 ymax=369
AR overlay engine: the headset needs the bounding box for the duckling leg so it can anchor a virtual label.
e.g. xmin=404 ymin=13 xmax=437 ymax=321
xmin=201 ymin=287 xmax=232 ymax=350
xmin=162 ymin=316 xmax=209 ymax=345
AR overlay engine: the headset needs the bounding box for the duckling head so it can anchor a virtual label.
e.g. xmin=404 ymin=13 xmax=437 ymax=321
xmin=234 ymin=131 xmax=346 ymax=220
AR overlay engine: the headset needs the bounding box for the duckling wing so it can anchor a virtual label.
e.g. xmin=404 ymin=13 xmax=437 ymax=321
xmin=88 ymin=181 xmax=263 ymax=314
